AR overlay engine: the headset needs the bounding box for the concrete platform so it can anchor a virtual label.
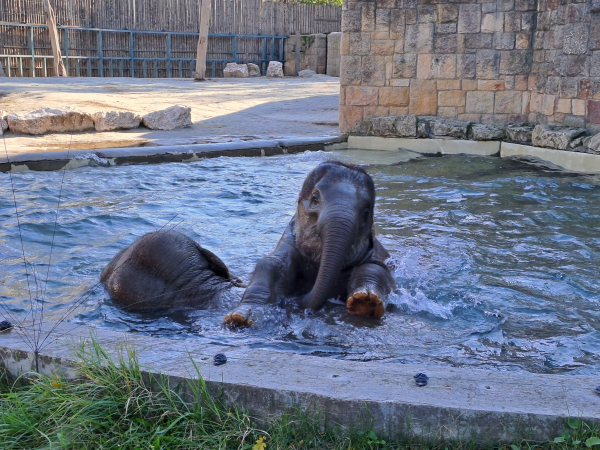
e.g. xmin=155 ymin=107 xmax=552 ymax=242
xmin=501 ymin=142 xmax=600 ymax=173
xmin=1 ymin=322 xmax=599 ymax=444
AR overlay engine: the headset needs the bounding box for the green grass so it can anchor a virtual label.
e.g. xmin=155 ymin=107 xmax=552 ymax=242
xmin=0 ymin=340 xmax=599 ymax=449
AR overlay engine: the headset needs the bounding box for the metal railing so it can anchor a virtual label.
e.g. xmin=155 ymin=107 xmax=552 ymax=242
xmin=0 ymin=22 xmax=286 ymax=78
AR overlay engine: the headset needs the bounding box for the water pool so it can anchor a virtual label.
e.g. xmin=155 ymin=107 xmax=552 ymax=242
xmin=1 ymin=151 xmax=599 ymax=374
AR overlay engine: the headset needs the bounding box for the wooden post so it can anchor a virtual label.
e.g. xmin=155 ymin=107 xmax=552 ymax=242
xmin=294 ymin=31 xmax=301 ymax=76
xmin=193 ymin=0 xmax=211 ymax=81
xmin=43 ymin=0 xmax=67 ymax=77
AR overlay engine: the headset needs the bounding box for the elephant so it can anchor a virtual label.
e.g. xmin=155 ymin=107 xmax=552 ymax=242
xmin=101 ymin=161 xmax=395 ymax=324
xmin=224 ymin=160 xmax=395 ymax=326
xmin=100 ymin=230 xmax=242 ymax=311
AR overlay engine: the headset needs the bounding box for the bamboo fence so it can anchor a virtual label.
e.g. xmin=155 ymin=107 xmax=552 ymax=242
xmin=0 ymin=0 xmax=341 ymax=77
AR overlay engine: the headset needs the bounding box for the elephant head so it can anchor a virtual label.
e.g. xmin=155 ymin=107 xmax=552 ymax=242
xmin=295 ymin=161 xmax=376 ymax=311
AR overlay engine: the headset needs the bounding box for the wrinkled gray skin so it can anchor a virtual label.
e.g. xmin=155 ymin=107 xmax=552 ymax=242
xmin=224 ymin=161 xmax=395 ymax=326
xmin=101 ymin=230 xmax=241 ymax=311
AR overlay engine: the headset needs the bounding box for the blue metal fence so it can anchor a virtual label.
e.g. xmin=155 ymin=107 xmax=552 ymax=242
xmin=0 ymin=22 xmax=286 ymax=78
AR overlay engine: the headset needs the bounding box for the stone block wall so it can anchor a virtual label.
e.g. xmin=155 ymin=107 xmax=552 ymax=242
xmin=339 ymin=0 xmax=600 ymax=133
xmin=284 ymin=34 xmax=328 ymax=75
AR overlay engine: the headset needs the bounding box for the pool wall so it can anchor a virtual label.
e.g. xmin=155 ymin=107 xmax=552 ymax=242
xmin=339 ymin=0 xmax=600 ymax=134
xmin=1 ymin=322 xmax=599 ymax=443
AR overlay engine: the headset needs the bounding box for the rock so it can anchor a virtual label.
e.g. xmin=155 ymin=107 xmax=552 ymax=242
xmin=266 ymin=61 xmax=284 ymax=78
xmin=587 ymin=133 xmax=600 ymax=153
xmin=429 ymin=118 xmax=470 ymax=139
xmin=142 ymin=105 xmax=192 ymax=130
xmin=417 ymin=118 xmax=432 ymax=138
xmin=470 ymin=123 xmax=506 ymax=141
xmin=506 ymin=124 xmax=535 ymax=143
xmin=299 ymin=69 xmax=316 ymax=78
xmin=371 ymin=116 xmax=397 ymax=136
xmin=351 ymin=119 xmax=372 ymax=135
xmin=92 ymin=111 xmax=142 ymax=131
xmin=223 ymin=63 xmax=248 ymax=78
xmin=247 ymin=63 xmax=261 ymax=77
xmin=531 ymin=125 xmax=587 ymax=150
xmin=7 ymin=107 xmax=94 ymax=135
xmin=394 ymin=115 xmax=418 ymax=137
xmin=0 ymin=61 xmax=6 ymax=77
xmin=0 ymin=111 xmax=8 ymax=136
xmin=568 ymin=135 xmax=587 ymax=149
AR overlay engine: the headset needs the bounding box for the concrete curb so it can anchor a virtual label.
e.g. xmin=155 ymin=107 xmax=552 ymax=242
xmin=500 ymin=142 xmax=600 ymax=173
xmin=1 ymin=322 xmax=598 ymax=443
xmin=0 ymin=136 xmax=347 ymax=172
xmin=346 ymin=136 xmax=501 ymax=156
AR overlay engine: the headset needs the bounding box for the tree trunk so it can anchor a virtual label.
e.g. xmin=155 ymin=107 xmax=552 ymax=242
xmin=193 ymin=0 xmax=211 ymax=81
xmin=43 ymin=0 xmax=67 ymax=77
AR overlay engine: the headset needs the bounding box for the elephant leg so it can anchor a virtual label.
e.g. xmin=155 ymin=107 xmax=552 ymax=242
xmin=224 ymin=254 xmax=290 ymax=327
xmin=346 ymin=263 xmax=394 ymax=319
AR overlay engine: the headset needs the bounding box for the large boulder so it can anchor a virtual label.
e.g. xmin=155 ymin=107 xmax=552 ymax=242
xmin=429 ymin=118 xmax=470 ymax=139
xmin=395 ymin=115 xmax=418 ymax=137
xmin=92 ymin=111 xmax=142 ymax=131
xmin=506 ymin=124 xmax=535 ymax=143
xmin=7 ymin=107 xmax=94 ymax=135
xmin=470 ymin=123 xmax=506 ymax=141
xmin=142 ymin=105 xmax=192 ymax=130
xmin=531 ymin=125 xmax=586 ymax=150
xmin=266 ymin=61 xmax=284 ymax=78
xmin=0 ymin=111 xmax=8 ymax=135
xmin=370 ymin=116 xmax=396 ymax=136
xmin=587 ymin=133 xmax=600 ymax=153
xmin=364 ymin=115 xmax=418 ymax=137
xmin=247 ymin=63 xmax=261 ymax=77
xmin=223 ymin=63 xmax=248 ymax=78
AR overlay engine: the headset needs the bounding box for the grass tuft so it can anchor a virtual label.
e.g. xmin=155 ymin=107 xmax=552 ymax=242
xmin=0 ymin=339 xmax=598 ymax=449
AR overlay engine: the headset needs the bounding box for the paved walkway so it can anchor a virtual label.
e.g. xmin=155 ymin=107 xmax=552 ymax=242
xmin=0 ymin=76 xmax=340 ymax=157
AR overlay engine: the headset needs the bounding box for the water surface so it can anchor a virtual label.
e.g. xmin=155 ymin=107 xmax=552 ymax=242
xmin=1 ymin=151 xmax=599 ymax=374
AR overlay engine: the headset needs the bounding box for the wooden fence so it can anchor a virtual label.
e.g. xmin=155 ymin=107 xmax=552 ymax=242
xmin=0 ymin=0 xmax=341 ymax=77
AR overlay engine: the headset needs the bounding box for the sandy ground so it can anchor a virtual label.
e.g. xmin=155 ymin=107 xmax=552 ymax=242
xmin=0 ymin=76 xmax=340 ymax=156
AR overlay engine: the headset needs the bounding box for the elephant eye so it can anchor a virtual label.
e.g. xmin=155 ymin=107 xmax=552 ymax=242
xmin=310 ymin=191 xmax=320 ymax=206
xmin=362 ymin=208 xmax=370 ymax=221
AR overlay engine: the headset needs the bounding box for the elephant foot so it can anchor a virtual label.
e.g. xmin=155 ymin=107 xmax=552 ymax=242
xmin=224 ymin=304 xmax=254 ymax=327
xmin=347 ymin=289 xmax=385 ymax=319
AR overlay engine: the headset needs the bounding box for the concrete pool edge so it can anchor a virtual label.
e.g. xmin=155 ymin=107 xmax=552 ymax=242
xmin=4 ymin=134 xmax=600 ymax=174
xmin=340 ymin=136 xmax=600 ymax=174
xmin=0 ymin=136 xmax=348 ymax=172
xmin=1 ymin=322 xmax=599 ymax=443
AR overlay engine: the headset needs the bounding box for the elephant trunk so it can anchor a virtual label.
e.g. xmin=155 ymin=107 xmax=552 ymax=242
xmin=302 ymin=204 xmax=357 ymax=310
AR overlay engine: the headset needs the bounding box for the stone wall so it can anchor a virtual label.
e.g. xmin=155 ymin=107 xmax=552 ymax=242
xmin=339 ymin=0 xmax=600 ymax=133
xmin=327 ymin=32 xmax=342 ymax=76
xmin=284 ymin=34 xmax=328 ymax=75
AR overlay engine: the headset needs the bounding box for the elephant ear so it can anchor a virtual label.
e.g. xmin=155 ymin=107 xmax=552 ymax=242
xmin=194 ymin=243 xmax=230 ymax=279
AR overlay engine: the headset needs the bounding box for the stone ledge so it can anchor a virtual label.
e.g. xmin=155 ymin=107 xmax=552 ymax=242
xmin=347 ymin=136 xmax=501 ymax=156
xmin=1 ymin=321 xmax=598 ymax=443
xmin=0 ymin=136 xmax=347 ymax=172
xmin=500 ymin=142 xmax=600 ymax=173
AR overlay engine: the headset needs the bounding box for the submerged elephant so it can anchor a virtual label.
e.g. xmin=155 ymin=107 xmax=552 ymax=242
xmin=101 ymin=161 xmax=395 ymax=324
xmin=100 ymin=230 xmax=242 ymax=311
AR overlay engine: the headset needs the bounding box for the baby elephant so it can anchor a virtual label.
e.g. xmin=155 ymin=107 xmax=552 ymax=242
xmin=225 ymin=161 xmax=395 ymax=326
xmin=101 ymin=230 xmax=241 ymax=311
xmin=101 ymin=161 xmax=395 ymax=323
